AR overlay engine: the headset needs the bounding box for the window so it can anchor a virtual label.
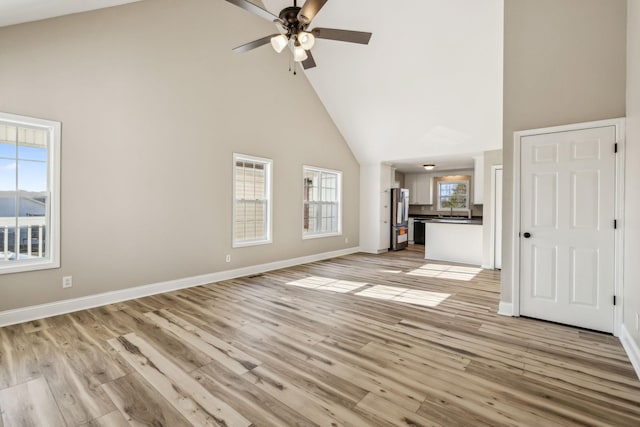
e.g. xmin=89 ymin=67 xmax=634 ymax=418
xmin=303 ymin=166 xmax=342 ymax=238
xmin=233 ymin=154 xmax=272 ymax=247
xmin=437 ymin=180 xmax=469 ymax=211
xmin=0 ymin=113 xmax=60 ymax=274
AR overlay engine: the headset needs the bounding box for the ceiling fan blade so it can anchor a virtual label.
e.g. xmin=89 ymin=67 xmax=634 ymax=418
xmin=311 ymin=27 xmax=372 ymax=44
xmin=301 ymin=50 xmax=317 ymax=69
xmin=224 ymin=0 xmax=278 ymax=22
xmin=297 ymin=0 xmax=328 ymax=25
xmin=233 ymin=34 xmax=279 ymax=53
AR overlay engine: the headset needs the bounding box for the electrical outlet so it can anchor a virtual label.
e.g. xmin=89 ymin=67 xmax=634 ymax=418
xmin=225 ymin=255 xmax=231 ymax=263
xmin=62 ymin=276 xmax=73 ymax=289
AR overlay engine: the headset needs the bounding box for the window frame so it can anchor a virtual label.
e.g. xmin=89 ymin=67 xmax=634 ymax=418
xmin=232 ymin=153 xmax=273 ymax=248
xmin=302 ymin=165 xmax=342 ymax=239
xmin=0 ymin=112 xmax=61 ymax=275
xmin=437 ymin=179 xmax=470 ymax=211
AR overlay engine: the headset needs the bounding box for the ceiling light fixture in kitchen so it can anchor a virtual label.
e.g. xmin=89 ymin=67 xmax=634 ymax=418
xmin=423 ymin=164 xmax=435 ymax=170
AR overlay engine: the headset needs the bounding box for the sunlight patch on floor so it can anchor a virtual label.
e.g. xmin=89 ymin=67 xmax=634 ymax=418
xmin=407 ymin=264 xmax=482 ymax=281
xmin=355 ymin=285 xmax=450 ymax=308
xmin=286 ymin=276 xmax=368 ymax=293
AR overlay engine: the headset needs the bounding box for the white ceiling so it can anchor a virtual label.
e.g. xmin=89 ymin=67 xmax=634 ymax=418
xmin=0 ymin=0 xmax=141 ymax=27
xmin=1 ymin=0 xmax=503 ymax=173
xmin=262 ymin=0 xmax=503 ymax=170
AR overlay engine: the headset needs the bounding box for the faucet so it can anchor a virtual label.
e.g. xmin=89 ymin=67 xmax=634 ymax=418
xmin=450 ymin=207 xmax=453 ymax=218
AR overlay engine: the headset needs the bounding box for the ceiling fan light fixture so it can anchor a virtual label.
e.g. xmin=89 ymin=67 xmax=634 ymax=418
xmin=423 ymin=164 xmax=436 ymax=170
xmin=298 ymin=31 xmax=315 ymax=50
xmin=293 ymin=46 xmax=308 ymax=62
xmin=270 ymin=34 xmax=288 ymax=53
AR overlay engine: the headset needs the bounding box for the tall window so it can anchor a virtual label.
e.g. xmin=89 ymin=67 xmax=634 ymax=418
xmin=437 ymin=180 xmax=469 ymax=211
xmin=303 ymin=166 xmax=342 ymax=238
xmin=0 ymin=113 xmax=60 ymax=274
xmin=233 ymin=154 xmax=272 ymax=247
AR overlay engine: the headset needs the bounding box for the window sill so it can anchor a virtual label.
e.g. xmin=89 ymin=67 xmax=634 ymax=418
xmin=232 ymin=239 xmax=272 ymax=248
xmin=0 ymin=259 xmax=59 ymax=275
xmin=303 ymin=232 xmax=342 ymax=240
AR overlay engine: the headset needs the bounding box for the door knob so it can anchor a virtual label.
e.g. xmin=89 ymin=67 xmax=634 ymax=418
xmin=523 ymin=232 xmax=532 ymax=238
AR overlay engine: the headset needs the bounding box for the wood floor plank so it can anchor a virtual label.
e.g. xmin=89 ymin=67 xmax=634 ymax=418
xmin=357 ymin=392 xmax=441 ymax=427
xmin=144 ymin=309 xmax=260 ymax=375
xmin=193 ymin=363 xmax=319 ymax=427
xmin=244 ymin=365 xmax=388 ymax=426
xmin=29 ymin=329 xmax=116 ymax=425
xmin=0 ymin=325 xmax=40 ymax=390
xmin=82 ymin=410 xmax=130 ymax=427
xmin=101 ymin=372 xmax=192 ymax=427
xmin=109 ymin=333 xmax=252 ymax=427
xmin=0 ymin=377 xmax=66 ymax=427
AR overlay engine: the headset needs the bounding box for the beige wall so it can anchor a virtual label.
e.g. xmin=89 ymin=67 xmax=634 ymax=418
xmin=502 ymin=0 xmax=626 ymax=303
xmin=0 ymin=0 xmax=359 ymax=311
xmin=624 ymin=0 xmax=640 ymax=351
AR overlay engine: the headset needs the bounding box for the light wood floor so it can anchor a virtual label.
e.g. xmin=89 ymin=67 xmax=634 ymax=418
xmin=1 ymin=248 xmax=639 ymax=426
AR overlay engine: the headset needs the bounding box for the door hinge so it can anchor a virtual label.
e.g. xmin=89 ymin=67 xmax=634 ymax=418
xmin=613 ymin=295 xmax=617 ymax=306
xmin=615 ymin=143 xmax=618 ymax=153
xmin=614 ymin=219 xmax=617 ymax=229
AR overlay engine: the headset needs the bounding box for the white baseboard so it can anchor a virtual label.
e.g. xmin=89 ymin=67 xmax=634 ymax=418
xmin=620 ymin=324 xmax=640 ymax=380
xmin=498 ymin=301 xmax=514 ymax=316
xmin=0 ymin=247 xmax=361 ymax=328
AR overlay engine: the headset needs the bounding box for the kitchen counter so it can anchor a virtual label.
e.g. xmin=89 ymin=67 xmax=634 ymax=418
xmin=411 ymin=215 xmax=482 ymax=225
xmin=425 ymin=221 xmax=482 ymax=266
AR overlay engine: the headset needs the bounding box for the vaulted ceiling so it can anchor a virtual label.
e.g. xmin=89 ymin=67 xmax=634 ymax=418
xmin=0 ymin=0 xmax=503 ymax=172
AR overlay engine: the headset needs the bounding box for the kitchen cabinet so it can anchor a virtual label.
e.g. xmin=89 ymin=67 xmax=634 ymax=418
xmin=405 ymin=173 xmax=432 ymax=205
xmin=474 ymin=156 xmax=484 ymax=204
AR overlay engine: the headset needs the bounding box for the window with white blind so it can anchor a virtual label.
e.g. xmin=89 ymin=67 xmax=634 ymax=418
xmin=0 ymin=112 xmax=60 ymax=274
xmin=303 ymin=166 xmax=342 ymax=238
xmin=233 ymin=154 xmax=272 ymax=247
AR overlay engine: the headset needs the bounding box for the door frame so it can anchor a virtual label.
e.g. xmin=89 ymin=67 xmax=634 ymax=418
xmin=511 ymin=118 xmax=625 ymax=336
xmin=489 ymin=165 xmax=503 ymax=270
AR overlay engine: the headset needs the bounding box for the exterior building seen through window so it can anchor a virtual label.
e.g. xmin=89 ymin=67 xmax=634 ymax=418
xmin=303 ymin=166 xmax=342 ymax=238
xmin=0 ymin=113 xmax=60 ymax=274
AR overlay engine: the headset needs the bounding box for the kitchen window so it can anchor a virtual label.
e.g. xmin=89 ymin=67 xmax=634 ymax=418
xmin=233 ymin=154 xmax=272 ymax=247
xmin=303 ymin=166 xmax=341 ymax=238
xmin=0 ymin=112 xmax=60 ymax=275
xmin=437 ymin=180 xmax=469 ymax=211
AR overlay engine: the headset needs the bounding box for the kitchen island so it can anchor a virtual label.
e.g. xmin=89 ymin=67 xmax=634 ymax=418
xmin=424 ymin=219 xmax=482 ymax=266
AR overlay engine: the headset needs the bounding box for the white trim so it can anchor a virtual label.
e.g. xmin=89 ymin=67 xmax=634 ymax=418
xmin=0 ymin=246 xmax=361 ymax=328
xmin=0 ymin=112 xmax=60 ymax=275
xmin=232 ymin=153 xmax=273 ymax=248
xmin=489 ymin=165 xmax=503 ymax=270
xmin=620 ymin=324 xmax=640 ymax=380
xmin=436 ymin=178 xmax=470 ymax=211
xmin=511 ymin=118 xmax=625 ymax=336
xmin=498 ymin=301 xmax=514 ymax=316
xmin=302 ymin=165 xmax=343 ymax=239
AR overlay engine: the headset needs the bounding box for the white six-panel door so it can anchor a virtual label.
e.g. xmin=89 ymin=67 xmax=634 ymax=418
xmin=520 ymin=126 xmax=616 ymax=332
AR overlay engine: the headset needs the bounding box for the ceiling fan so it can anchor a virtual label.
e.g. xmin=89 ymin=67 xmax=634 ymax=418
xmin=224 ymin=0 xmax=372 ymax=70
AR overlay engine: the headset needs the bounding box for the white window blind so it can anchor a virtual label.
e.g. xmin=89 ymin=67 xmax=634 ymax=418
xmin=233 ymin=154 xmax=272 ymax=247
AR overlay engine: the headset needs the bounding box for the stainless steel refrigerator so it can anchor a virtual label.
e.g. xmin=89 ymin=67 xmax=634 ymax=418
xmin=390 ymin=188 xmax=409 ymax=251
